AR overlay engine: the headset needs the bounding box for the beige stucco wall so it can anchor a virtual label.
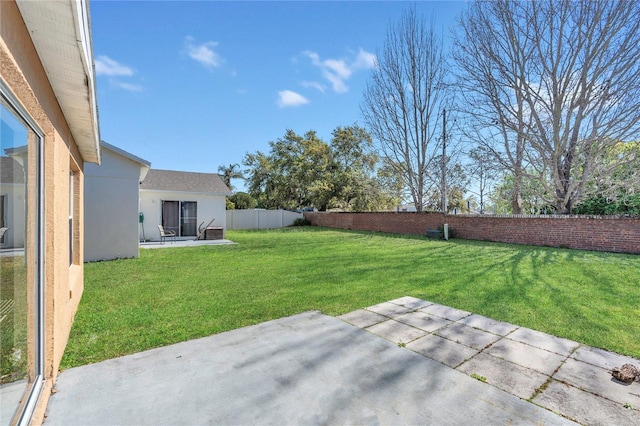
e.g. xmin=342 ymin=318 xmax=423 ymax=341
xmin=1 ymin=1 xmax=87 ymax=423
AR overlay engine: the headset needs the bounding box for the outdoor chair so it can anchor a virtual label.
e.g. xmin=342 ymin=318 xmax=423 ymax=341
xmin=0 ymin=299 xmax=15 ymax=325
xmin=0 ymin=227 xmax=7 ymax=246
xmin=157 ymin=224 xmax=176 ymax=244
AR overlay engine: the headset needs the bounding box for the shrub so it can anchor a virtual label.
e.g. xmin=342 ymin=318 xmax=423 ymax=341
xmin=292 ymin=218 xmax=311 ymax=226
xmin=225 ymin=197 xmax=235 ymax=210
xmin=574 ymin=194 xmax=640 ymax=216
xmin=228 ymin=192 xmax=258 ymax=210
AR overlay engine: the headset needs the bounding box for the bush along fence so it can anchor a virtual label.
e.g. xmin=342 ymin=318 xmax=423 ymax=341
xmin=303 ymin=212 xmax=640 ymax=255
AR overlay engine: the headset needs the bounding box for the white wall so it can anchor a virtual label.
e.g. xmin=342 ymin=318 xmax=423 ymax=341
xmin=226 ymin=209 xmax=303 ymax=230
xmin=139 ymin=190 xmax=227 ymax=241
xmin=1 ymin=183 xmax=25 ymax=248
xmin=84 ymin=149 xmax=142 ymax=261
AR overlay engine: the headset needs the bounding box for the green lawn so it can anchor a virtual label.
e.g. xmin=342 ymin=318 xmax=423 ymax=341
xmin=1 ymin=256 xmax=28 ymax=384
xmin=61 ymin=227 xmax=640 ymax=368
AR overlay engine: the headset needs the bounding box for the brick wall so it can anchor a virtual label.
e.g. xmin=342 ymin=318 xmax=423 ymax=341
xmin=304 ymin=212 xmax=640 ymax=254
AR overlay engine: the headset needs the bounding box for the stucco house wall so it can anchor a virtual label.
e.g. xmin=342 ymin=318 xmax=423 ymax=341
xmin=139 ymin=169 xmax=231 ymax=242
xmin=84 ymin=142 xmax=150 ymax=261
xmin=140 ymin=191 xmax=228 ymax=241
xmin=1 ymin=0 xmax=100 ymax=424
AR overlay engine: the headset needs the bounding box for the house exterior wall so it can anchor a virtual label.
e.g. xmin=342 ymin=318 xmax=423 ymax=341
xmin=84 ymin=148 xmax=142 ymax=261
xmin=1 ymin=1 xmax=90 ymax=423
xmin=139 ymin=190 xmax=227 ymax=241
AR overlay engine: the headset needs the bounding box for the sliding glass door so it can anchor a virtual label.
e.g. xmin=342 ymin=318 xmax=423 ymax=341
xmin=161 ymin=201 xmax=197 ymax=237
xmin=1 ymin=83 xmax=44 ymax=425
xmin=161 ymin=201 xmax=179 ymax=236
xmin=180 ymin=202 xmax=197 ymax=236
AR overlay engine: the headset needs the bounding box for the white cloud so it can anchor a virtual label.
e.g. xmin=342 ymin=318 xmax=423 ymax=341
xmin=302 ymin=48 xmax=376 ymax=94
xmin=277 ymin=90 xmax=309 ymax=108
xmin=110 ymin=80 xmax=143 ymax=92
xmin=185 ymin=36 xmax=222 ymax=69
xmin=323 ymin=70 xmax=349 ymax=93
xmin=353 ymin=48 xmax=377 ymax=69
xmin=95 ymin=56 xmax=143 ymax=91
xmin=95 ymin=55 xmax=134 ymax=76
xmin=323 ymin=58 xmax=352 ymax=80
xmin=301 ymin=81 xmax=326 ymax=93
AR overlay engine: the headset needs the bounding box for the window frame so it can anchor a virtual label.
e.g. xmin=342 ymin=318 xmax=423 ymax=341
xmin=0 ymin=78 xmax=45 ymax=426
xmin=161 ymin=200 xmax=198 ymax=237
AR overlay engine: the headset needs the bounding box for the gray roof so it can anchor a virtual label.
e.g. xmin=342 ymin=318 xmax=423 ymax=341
xmin=140 ymin=169 xmax=231 ymax=195
xmin=101 ymin=141 xmax=151 ymax=167
xmin=0 ymin=157 xmax=25 ymax=184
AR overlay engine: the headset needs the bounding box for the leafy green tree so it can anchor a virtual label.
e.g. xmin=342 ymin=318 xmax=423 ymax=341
xmin=574 ymin=142 xmax=640 ymax=215
xmin=228 ymin=192 xmax=258 ymax=210
xmin=243 ymin=130 xmax=331 ymax=210
xmin=243 ymin=151 xmax=276 ymax=208
xmin=490 ymin=173 xmax=555 ymax=214
xmin=573 ymin=195 xmax=640 ymax=216
xmin=424 ymin=163 xmax=469 ymax=212
xmin=243 ymin=126 xmax=399 ymax=211
xmin=376 ymin=160 xmax=405 ymax=207
xmin=327 ymin=125 xmax=386 ymax=211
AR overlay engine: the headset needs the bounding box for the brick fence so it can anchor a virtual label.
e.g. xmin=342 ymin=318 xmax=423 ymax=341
xmin=303 ymin=212 xmax=640 ymax=254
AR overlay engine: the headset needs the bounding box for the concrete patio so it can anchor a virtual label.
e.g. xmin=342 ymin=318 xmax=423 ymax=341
xmin=340 ymin=297 xmax=640 ymax=425
xmin=45 ymin=297 xmax=639 ymax=425
xmin=140 ymin=239 xmax=235 ymax=249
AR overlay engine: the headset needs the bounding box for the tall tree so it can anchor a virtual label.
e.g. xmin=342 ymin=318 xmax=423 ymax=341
xmin=361 ymin=7 xmax=451 ymax=212
xmin=467 ymin=146 xmax=501 ymax=214
xmin=329 ymin=125 xmax=380 ymax=211
xmin=243 ymin=130 xmax=330 ymax=210
xmin=455 ymin=0 xmax=640 ymax=214
xmin=217 ymin=163 xmax=243 ymax=191
xmin=243 ymin=126 xmax=399 ymax=211
xmin=424 ymin=162 xmax=469 ymax=212
xmin=243 ymin=151 xmax=278 ymax=209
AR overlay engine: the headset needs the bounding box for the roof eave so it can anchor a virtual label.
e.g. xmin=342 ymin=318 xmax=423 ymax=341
xmin=100 ymin=141 xmax=151 ymax=167
xmin=140 ymin=189 xmax=233 ymax=197
xmin=16 ymin=0 xmax=101 ymax=164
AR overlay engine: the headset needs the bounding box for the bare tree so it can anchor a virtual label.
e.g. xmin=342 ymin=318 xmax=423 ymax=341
xmin=454 ymin=0 xmax=640 ymax=214
xmin=467 ymin=146 xmax=501 ymax=214
xmin=362 ymin=7 xmax=451 ymax=212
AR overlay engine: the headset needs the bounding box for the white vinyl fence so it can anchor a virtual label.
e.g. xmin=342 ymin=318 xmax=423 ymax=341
xmin=226 ymin=209 xmax=303 ymax=230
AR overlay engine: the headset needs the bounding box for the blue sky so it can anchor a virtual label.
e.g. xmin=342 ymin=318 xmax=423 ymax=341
xmin=91 ymin=1 xmax=467 ymax=188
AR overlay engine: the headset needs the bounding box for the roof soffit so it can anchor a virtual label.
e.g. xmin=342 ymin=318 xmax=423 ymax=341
xmin=16 ymin=0 xmax=100 ymax=164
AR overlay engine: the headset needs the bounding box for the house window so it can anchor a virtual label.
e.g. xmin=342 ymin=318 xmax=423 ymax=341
xmin=69 ymin=171 xmax=73 ymax=265
xmin=161 ymin=200 xmax=197 ymax=237
xmin=1 ymin=81 xmax=44 ymax=425
xmin=67 ymin=166 xmax=80 ymax=266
